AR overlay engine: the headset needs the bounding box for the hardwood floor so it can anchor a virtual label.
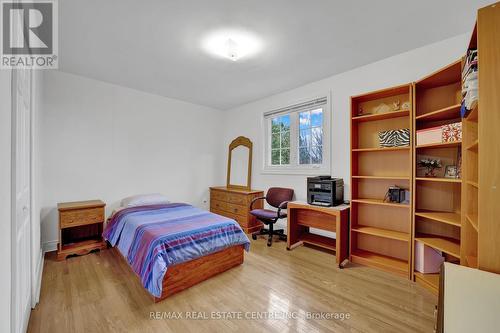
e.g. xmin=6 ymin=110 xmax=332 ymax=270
xmin=28 ymin=239 xmax=437 ymax=333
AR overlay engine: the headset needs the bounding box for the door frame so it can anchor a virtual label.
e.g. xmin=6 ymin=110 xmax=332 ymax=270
xmin=29 ymin=70 xmax=41 ymax=308
xmin=10 ymin=68 xmax=33 ymax=333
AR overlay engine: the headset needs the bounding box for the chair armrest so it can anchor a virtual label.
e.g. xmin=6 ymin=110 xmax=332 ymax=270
xmin=250 ymin=196 xmax=266 ymax=210
xmin=277 ymin=201 xmax=290 ymax=217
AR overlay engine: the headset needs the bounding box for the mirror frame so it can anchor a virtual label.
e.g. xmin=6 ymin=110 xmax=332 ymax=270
xmin=226 ymin=136 xmax=253 ymax=191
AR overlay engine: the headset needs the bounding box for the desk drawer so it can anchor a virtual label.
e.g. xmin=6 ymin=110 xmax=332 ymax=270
xmin=60 ymin=207 xmax=104 ymax=229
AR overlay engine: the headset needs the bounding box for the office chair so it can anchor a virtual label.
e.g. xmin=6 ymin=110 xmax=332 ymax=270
xmin=250 ymin=187 xmax=294 ymax=247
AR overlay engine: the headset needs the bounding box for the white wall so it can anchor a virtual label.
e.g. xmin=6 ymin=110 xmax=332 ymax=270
xmin=0 ymin=70 xmax=12 ymax=333
xmin=222 ymin=33 xmax=470 ymax=230
xmin=40 ymin=71 xmax=225 ymax=249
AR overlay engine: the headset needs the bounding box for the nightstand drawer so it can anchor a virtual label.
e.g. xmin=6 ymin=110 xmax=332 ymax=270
xmin=60 ymin=207 xmax=104 ymax=228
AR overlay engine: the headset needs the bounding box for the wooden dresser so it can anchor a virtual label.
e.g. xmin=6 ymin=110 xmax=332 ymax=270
xmin=209 ymin=187 xmax=264 ymax=234
xmin=57 ymin=200 xmax=107 ymax=260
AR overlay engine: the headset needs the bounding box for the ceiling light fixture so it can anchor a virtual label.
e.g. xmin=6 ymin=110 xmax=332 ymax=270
xmin=202 ymin=29 xmax=263 ymax=62
xmin=225 ymin=38 xmax=239 ymax=61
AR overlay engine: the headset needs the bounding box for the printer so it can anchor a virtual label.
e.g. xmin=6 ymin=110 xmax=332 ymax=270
xmin=307 ymin=176 xmax=344 ymax=207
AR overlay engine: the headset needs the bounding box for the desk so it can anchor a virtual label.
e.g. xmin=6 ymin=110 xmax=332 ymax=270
xmin=287 ymin=201 xmax=350 ymax=268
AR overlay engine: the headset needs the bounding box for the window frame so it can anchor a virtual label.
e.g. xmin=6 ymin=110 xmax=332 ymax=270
xmin=262 ymin=94 xmax=331 ymax=175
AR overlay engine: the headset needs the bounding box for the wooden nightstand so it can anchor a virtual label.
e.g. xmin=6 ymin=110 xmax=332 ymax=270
xmin=57 ymin=200 xmax=107 ymax=260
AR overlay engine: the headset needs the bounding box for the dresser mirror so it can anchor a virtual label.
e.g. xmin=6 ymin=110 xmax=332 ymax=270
xmin=227 ymin=136 xmax=252 ymax=191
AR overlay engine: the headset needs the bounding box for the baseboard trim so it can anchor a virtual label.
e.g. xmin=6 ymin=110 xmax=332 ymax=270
xmin=42 ymin=240 xmax=58 ymax=253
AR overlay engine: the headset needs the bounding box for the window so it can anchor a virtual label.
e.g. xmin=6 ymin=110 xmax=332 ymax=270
xmin=263 ymin=96 xmax=330 ymax=174
xmin=299 ymin=109 xmax=323 ymax=165
xmin=271 ymin=115 xmax=290 ymax=165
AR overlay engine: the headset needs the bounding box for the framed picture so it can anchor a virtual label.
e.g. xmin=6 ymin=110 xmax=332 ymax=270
xmin=444 ymin=165 xmax=458 ymax=179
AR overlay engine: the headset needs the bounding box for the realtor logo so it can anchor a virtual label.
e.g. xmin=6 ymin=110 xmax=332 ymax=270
xmin=1 ymin=0 xmax=58 ymax=69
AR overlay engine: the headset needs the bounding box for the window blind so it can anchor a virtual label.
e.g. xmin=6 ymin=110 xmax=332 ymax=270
xmin=263 ymin=96 xmax=327 ymax=119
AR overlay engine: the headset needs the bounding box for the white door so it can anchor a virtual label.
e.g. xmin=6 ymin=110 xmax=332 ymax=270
xmin=11 ymin=68 xmax=32 ymax=333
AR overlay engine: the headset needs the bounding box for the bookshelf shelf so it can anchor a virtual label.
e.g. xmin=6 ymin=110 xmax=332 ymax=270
xmin=352 ymin=146 xmax=410 ymax=152
xmin=352 ymin=110 xmax=409 ymax=123
xmin=351 ymin=198 xmax=409 ymax=208
xmin=415 ymin=177 xmax=462 ymax=183
xmin=351 ymin=84 xmax=413 ymax=279
xmin=415 ymin=104 xmax=461 ymax=121
xmin=350 ymin=250 xmax=408 ymax=277
xmin=352 ymin=175 xmax=410 ymax=180
xmin=415 ymin=234 xmax=460 ymax=258
xmin=351 ymin=226 xmax=409 ymax=242
xmin=416 ymin=141 xmax=461 ymax=149
xmin=415 ymin=210 xmax=461 ymax=227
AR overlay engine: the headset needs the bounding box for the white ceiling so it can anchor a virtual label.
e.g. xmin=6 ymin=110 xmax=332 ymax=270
xmin=59 ymin=0 xmax=490 ymax=110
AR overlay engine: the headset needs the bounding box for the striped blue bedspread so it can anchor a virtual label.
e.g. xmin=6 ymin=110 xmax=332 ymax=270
xmin=103 ymin=203 xmax=250 ymax=297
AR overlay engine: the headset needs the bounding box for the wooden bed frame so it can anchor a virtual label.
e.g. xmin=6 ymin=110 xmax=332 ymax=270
xmin=113 ymin=244 xmax=245 ymax=302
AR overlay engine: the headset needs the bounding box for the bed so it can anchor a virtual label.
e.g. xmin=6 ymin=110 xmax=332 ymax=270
xmin=103 ymin=203 xmax=250 ymax=302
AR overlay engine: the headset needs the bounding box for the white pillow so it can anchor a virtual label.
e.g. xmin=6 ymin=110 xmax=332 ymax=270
xmin=121 ymin=193 xmax=170 ymax=207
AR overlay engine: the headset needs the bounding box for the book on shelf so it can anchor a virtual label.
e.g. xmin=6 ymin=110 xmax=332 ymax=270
xmin=462 ymin=48 xmax=478 ymax=114
xmin=462 ymin=49 xmax=478 ymax=78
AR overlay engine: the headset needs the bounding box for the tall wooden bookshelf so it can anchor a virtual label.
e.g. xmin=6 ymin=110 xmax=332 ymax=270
xmin=348 ymin=2 xmax=500 ymax=294
xmin=464 ymin=2 xmax=500 ymax=275
xmin=412 ymin=61 xmax=463 ymax=294
xmin=461 ymin=24 xmax=479 ymax=270
xmin=350 ymin=84 xmax=413 ymax=279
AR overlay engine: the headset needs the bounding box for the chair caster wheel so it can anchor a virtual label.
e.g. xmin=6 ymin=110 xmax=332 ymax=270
xmin=267 ymin=241 xmax=272 ymax=247
xmin=252 ymin=234 xmax=257 ymax=240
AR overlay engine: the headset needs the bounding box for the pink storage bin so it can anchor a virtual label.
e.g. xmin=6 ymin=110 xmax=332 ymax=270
xmin=415 ymin=241 xmax=445 ymax=273
xmin=416 ymin=126 xmax=441 ymax=146
xmin=416 ymin=122 xmax=462 ymax=146
xmin=441 ymin=122 xmax=462 ymax=143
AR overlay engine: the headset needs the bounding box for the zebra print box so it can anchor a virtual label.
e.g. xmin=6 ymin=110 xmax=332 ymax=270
xmin=378 ymin=129 xmax=410 ymax=148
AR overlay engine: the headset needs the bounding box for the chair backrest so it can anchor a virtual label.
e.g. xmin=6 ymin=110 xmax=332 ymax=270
xmin=266 ymin=187 xmax=294 ymax=209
